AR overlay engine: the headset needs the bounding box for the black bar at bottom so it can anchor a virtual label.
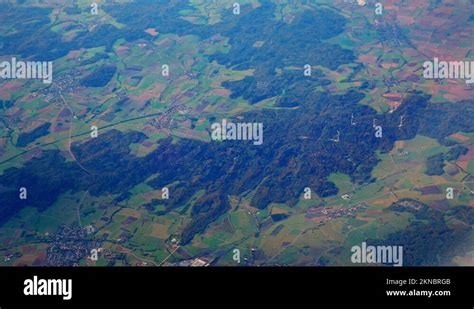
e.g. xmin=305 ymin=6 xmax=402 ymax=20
xmin=0 ymin=267 xmax=472 ymax=307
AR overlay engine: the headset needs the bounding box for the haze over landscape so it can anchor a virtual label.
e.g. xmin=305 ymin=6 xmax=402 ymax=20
xmin=0 ymin=0 xmax=473 ymax=267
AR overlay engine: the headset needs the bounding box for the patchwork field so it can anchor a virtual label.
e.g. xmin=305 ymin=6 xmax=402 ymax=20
xmin=0 ymin=0 xmax=472 ymax=266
